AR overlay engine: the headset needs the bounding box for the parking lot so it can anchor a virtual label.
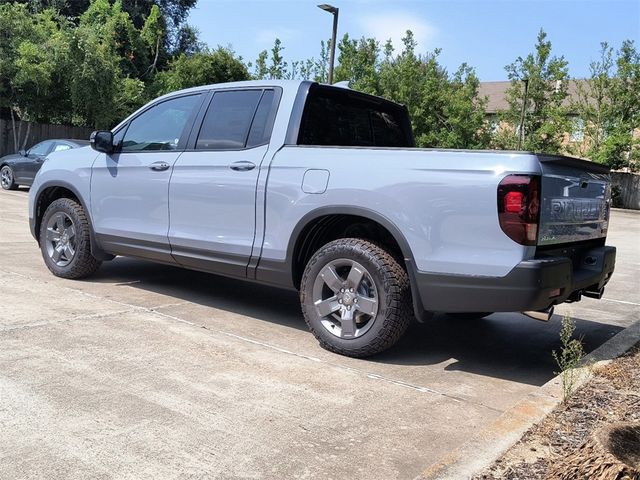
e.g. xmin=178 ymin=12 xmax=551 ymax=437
xmin=1 ymin=187 xmax=638 ymax=480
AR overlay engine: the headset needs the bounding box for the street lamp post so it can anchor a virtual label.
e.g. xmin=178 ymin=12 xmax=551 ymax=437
xmin=318 ymin=4 xmax=339 ymax=84
xmin=517 ymin=78 xmax=529 ymax=150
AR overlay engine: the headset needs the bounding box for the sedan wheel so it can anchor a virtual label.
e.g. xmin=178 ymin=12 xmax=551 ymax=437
xmin=0 ymin=166 xmax=17 ymax=190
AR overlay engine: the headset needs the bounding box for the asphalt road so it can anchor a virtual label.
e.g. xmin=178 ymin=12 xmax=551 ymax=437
xmin=1 ymin=188 xmax=638 ymax=480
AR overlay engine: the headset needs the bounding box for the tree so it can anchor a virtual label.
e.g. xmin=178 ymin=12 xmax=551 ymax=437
xmin=377 ymin=31 xmax=489 ymax=149
xmin=253 ymin=50 xmax=269 ymax=80
xmin=571 ymin=40 xmax=639 ymax=170
xmin=268 ymin=38 xmax=287 ymax=80
xmin=141 ymin=4 xmax=165 ymax=75
xmin=496 ymin=29 xmax=570 ymax=153
xmin=334 ymin=34 xmax=380 ymax=94
xmin=153 ymin=47 xmax=249 ymax=95
xmin=0 ymin=4 xmax=75 ymax=149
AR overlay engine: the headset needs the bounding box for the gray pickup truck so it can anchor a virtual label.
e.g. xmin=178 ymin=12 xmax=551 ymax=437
xmin=28 ymin=80 xmax=616 ymax=357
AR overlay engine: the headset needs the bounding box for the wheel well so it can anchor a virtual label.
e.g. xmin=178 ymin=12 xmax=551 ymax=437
xmin=292 ymin=214 xmax=406 ymax=289
xmin=34 ymin=186 xmax=80 ymax=241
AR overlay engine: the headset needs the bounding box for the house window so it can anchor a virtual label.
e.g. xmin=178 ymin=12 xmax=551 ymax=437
xmin=571 ymin=118 xmax=585 ymax=142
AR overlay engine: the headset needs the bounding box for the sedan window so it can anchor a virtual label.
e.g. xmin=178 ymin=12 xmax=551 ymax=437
xmin=28 ymin=141 xmax=53 ymax=156
xmin=53 ymin=143 xmax=72 ymax=152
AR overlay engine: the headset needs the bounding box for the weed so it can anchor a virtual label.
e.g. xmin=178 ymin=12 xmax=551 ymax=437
xmin=552 ymin=313 xmax=585 ymax=403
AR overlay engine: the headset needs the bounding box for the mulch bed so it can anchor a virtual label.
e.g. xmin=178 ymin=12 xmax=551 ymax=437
xmin=474 ymin=344 xmax=640 ymax=480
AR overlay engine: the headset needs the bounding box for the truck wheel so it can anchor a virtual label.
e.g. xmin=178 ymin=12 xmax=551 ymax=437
xmin=39 ymin=198 xmax=102 ymax=279
xmin=446 ymin=312 xmax=493 ymax=320
xmin=300 ymin=238 xmax=412 ymax=358
xmin=1 ymin=165 xmax=17 ymax=190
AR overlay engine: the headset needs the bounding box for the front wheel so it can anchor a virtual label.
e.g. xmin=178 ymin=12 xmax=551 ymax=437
xmin=300 ymin=238 xmax=412 ymax=358
xmin=39 ymin=198 xmax=102 ymax=279
xmin=1 ymin=165 xmax=17 ymax=190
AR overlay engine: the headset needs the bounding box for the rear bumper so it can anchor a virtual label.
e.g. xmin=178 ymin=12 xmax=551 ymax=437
xmin=410 ymin=245 xmax=616 ymax=313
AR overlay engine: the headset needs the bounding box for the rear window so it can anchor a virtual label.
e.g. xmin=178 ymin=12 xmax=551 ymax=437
xmin=298 ymin=85 xmax=413 ymax=148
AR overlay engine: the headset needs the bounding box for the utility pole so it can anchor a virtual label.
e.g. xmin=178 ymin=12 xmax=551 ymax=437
xmin=318 ymin=4 xmax=339 ymax=84
xmin=517 ymin=78 xmax=529 ymax=150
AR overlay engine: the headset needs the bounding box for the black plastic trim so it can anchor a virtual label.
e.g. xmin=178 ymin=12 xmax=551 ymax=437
xmin=254 ymin=205 xmax=415 ymax=288
xmin=284 ymin=81 xmax=314 ymax=145
xmin=412 ymin=246 xmax=616 ymax=313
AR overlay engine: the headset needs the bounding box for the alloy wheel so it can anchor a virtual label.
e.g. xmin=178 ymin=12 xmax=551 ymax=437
xmin=312 ymin=258 xmax=379 ymax=339
xmin=45 ymin=212 xmax=77 ymax=267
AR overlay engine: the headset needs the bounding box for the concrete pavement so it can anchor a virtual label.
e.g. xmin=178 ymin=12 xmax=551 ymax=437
xmin=0 ymin=189 xmax=638 ymax=480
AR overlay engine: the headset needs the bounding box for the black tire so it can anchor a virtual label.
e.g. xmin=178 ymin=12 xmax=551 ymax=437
xmin=446 ymin=312 xmax=493 ymax=320
xmin=39 ymin=197 xmax=102 ymax=279
xmin=1 ymin=165 xmax=18 ymax=190
xmin=300 ymin=238 xmax=413 ymax=358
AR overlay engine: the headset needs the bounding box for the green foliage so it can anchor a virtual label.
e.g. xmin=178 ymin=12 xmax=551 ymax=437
xmin=552 ymin=314 xmax=585 ymax=403
xmin=572 ymin=41 xmax=640 ymax=171
xmin=496 ymin=29 xmax=570 ymax=153
xmin=153 ymin=48 xmax=249 ymax=95
xmin=333 ymin=30 xmax=489 ymax=149
xmin=2 ymin=0 xmax=637 ymax=159
xmin=268 ymin=38 xmax=287 ymax=80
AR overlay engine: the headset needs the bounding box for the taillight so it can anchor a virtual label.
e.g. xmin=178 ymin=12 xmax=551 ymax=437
xmin=497 ymin=175 xmax=540 ymax=246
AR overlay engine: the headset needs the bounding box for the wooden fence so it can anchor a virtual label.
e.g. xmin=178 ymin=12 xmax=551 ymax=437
xmin=0 ymin=119 xmax=94 ymax=158
xmin=611 ymin=172 xmax=640 ymax=210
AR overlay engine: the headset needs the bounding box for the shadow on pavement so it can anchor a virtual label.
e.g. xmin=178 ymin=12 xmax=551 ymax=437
xmin=374 ymin=313 xmax=623 ymax=386
xmin=88 ymin=256 xmax=625 ymax=387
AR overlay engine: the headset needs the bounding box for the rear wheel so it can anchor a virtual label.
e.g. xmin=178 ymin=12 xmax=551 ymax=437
xmin=300 ymin=238 xmax=412 ymax=358
xmin=1 ymin=165 xmax=17 ymax=190
xmin=39 ymin=198 xmax=102 ymax=279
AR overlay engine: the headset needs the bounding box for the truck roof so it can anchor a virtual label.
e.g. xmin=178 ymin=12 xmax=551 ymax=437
xmin=159 ymin=79 xmax=308 ymax=100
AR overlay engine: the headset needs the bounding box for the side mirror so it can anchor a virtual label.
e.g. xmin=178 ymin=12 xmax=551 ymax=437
xmin=18 ymin=149 xmax=26 ymax=157
xmin=90 ymin=130 xmax=114 ymax=154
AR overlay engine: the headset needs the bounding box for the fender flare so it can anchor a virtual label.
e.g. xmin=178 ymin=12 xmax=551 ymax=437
xmin=32 ymin=180 xmax=113 ymax=261
xmin=282 ymin=205 xmax=427 ymax=320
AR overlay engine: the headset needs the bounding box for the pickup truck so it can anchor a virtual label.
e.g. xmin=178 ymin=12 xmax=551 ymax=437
xmin=28 ymin=80 xmax=616 ymax=357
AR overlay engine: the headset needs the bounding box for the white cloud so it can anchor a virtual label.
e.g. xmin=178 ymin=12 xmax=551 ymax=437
xmin=256 ymin=28 xmax=299 ymax=47
xmin=358 ymin=11 xmax=437 ymax=52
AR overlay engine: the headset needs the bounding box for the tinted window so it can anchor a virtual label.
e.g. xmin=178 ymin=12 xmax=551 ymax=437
xmin=298 ymin=86 xmax=412 ymax=147
xmin=247 ymin=90 xmax=276 ymax=148
xmin=29 ymin=141 xmax=53 ymax=156
xmin=122 ymin=94 xmax=201 ymax=152
xmin=196 ymin=90 xmax=262 ymax=150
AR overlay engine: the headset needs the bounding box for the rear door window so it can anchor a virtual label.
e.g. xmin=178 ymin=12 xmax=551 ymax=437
xmin=196 ymin=90 xmax=263 ymax=150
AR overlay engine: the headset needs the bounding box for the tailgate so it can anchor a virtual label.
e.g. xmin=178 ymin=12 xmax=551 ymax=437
xmin=537 ymin=155 xmax=611 ymax=246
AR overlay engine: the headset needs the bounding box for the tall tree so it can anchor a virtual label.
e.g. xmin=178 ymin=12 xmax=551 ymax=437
xmin=496 ymin=29 xmax=570 ymax=153
xmin=334 ymin=34 xmax=380 ymax=94
xmin=153 ymin=47 xmax=249 ymax=95
xmin=268 ymin=38 xmax=287 ymax=80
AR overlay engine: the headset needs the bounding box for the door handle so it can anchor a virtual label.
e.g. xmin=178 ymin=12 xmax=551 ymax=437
xmin=149 ymin=161 xmax=170 ymax=171
xmin=229 ymin=161 xmax=256 ymax=172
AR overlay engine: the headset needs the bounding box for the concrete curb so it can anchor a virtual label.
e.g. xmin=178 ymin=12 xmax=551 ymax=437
xmin=417 ymin=319 xmax=640 ymax=480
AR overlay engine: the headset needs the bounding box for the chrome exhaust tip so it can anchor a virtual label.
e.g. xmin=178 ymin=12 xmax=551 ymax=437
xmin=583 ymin=287 xmax=605 ymax=300
xmin=521 ymin=306 xmax=554 ymax=322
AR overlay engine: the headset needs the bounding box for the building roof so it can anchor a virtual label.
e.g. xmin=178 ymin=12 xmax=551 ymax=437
xmin=478 ymin=80 xmax=587 ymax=114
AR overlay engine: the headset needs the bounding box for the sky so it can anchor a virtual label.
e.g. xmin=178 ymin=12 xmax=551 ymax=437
xmin=187 ymin=0 xmax=640 ymax=81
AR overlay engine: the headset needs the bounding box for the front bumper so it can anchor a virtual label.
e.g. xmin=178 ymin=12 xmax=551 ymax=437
xmin=410 ymin=245 xmax=616 ymax=313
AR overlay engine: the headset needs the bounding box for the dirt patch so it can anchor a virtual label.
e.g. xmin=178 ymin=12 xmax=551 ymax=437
xmin=474 ymin=344 xmax=640 ymax=480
